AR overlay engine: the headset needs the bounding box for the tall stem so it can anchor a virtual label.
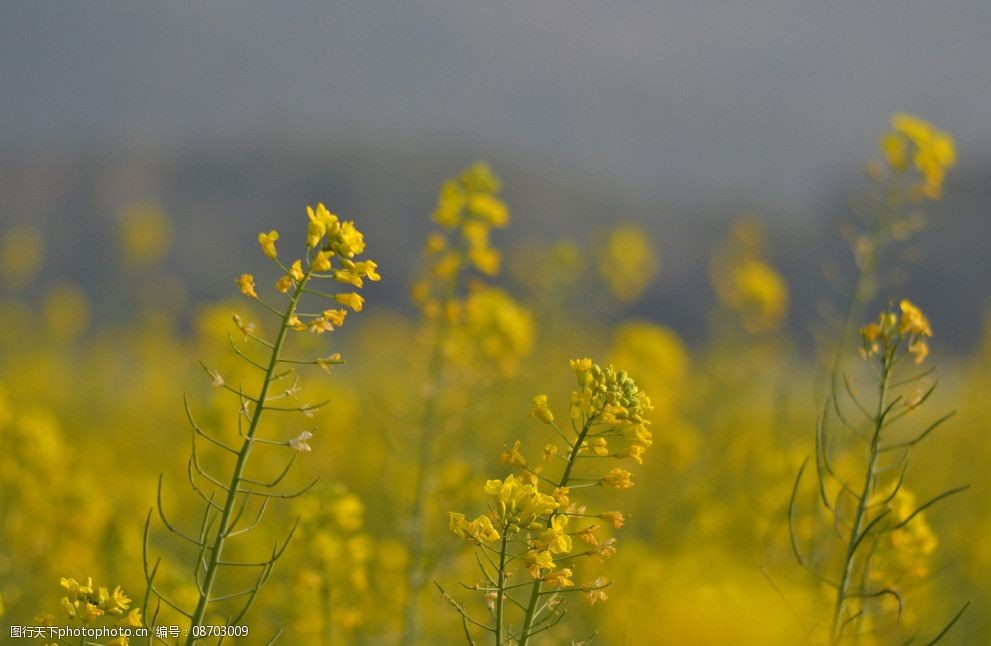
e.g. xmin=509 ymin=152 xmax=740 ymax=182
xmin=518 ymin=419 xmax=593 ymax=645
xmin=494 ymin=529 xmax=510 ymax=645
xmin=185 ymin=272 xmax=310 ymax=643
xmin=830 ymin=349 xmax=891 ymax=643
xmin=400 ymin=333 xmax=446 ymax=643
xmin=401 ymin=265 xmax=462 ymax=644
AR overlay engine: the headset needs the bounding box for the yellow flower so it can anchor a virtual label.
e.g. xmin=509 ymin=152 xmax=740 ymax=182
xmin=602 ymin=467 xmax=635 ymax=489
xmin=499 ymin=440 xmax=527 ymax=468
xmin=583 ymin=578 xmax=610 ymax=605
xmin=571 ymin=357 xmax=593 ymax=380
xmin=468 ymin=245 xmax=501 ymax=276
xmin=886 ymin=113 xmax=956 ymax=200
xmin=60 ymin=597 xmax=77 ymax=618
xmin=353 ymin=259 xmax=380 ymax=281
xmin=257 ymin=230 xmax=279 ymax=259
xmin=600 ymin=511 xmax=626 ymax=529
xmin=590 ymin=437 xmax=609 ymax=456
xmin=459 ymin=287 xmax=534 ymax=374
xmin=593 ymin=537 xmax=617 ymax=560
xmin=306 ymin=203 xmax=337 ymax=247
xmin=538 ymin=515 xmax=573 ymax=554
xmin=81 ymin=602 xmax=103 ymax=622
xmin=119 ymin=608 xmax=143 ymax=628
xmin=484 ymin=474 xmax=558 ymax=530
xmin=236 ymin=274 xmax=257 ymax=299
xmin=899 ymin=299 xmax=932 ymax=337
xmin=102 ymin=586 xmax=130 ymax=614
xmin=329 ymin=221 xmax=366 ymax=258
xmin=276 ymin=275 xmax=293 ymax=293
xmin=729 ymin=260 xmax=789 ymax=332
xmin=34 ymin=612 xmax=55 ymax=626
xmin=309 ymin=317 xmax=334 ymax=334
xmin=312 ymin=250 xmax=333 ymax=272
xmin=290 ymin=259 xmax=305 ymax=281
xmin=524 ymin=549 xmax=556 ymax=578
xmin=333 ymin=268 xmax=364 ymax=287
xmin=107 ymin=637 xmax=130 ymax=646
xmin=425 ymin=232 xmax=447 ymax=253
xmin=623 ymin=444 xmax=645 ymax=464
xmin=908 ymin=338 xmax=929 ymax=364
xmin=60 ymin=577 xmax=85 ymax=600
xmin=880 ymin=131 xmax=909 ymax=171
xmin=117 ymin=201 xmax=172 ymax=268
xmin=597 ymin=225 xmax=660 ymax=302
xmin=449 ymin=511 xmax=469 ymax=536
xmin=322 ymin=309 xmax=348 ymax=327
xmin=528 ymin=395 xmax=555 ymax=424
xmin=543 ymin=567 xmax=574 ymax=588
xmin=1 ymin=226 xmax=44 ymax=286
xmin=449 ymin=512 xmax=501 ymax=543
xmin=468 ymin=193 xmax=509 ymax=227
xmin=460 ymin=161 xmax=502 ymax=194
xmin=335 ymin=293 xmax=365 ymax=312
xmin=433 ymin=179 xmax=467 ymax=228
xmin=577 ymin=524 xmax=599 ymax=546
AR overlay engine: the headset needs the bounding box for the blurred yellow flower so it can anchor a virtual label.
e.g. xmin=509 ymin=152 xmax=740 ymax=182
xmin=118 ymin=201 xmax=172 ymax=268
xmin=602 ymin=467 xmax=634 ymax=489
xmin=883 ymin=112 xmax=956 ymax=199
xmin=597 ymin=225 xmax=660 ymax=303
xmin=1 ymin=226 xmax=44 ymax=287
xmin=899 ymin=299 xmax=932 ymax=337
xmin=236 ymin=273 xmax=257 ymax=298
xmin=530 ymin=394 xmax=554 ymax=424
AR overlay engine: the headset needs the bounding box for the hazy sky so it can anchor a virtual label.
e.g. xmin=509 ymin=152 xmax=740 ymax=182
xmin=3 ymin=1 xmax=990 ymax=214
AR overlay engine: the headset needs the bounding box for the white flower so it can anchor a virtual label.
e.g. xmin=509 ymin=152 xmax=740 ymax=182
xmin=283 ymin=378 xmax=301 ymax=398
xmin=289 ymin=431 xmax=313 ymax=452
xmin=209 ymin=369 xmax=224 ymax=388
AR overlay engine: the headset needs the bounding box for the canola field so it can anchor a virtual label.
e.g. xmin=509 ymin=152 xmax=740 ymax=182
xmin=0 ymin=114 xmax=986 ymax=645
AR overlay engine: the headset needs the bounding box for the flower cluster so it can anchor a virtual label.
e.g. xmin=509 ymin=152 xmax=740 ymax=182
xmin=879 ymin=112 xmax=956 ymax=200
xmin=238 ymin=203 xmax=379 ymax=338
xmin=413 ymin=161 xmax=510 ymax=317
xmin=431 ymin=161 xmax=509 ymax=275
xmin=411 ymin=162 xmax=533 ymax=376
xmin=457 ymin=286 xmax=534 ymax=375
xmin=285 ymin=484 xmax=377 ymax=639
xmin=443 ymin=359 xmax=652 ymax=642
xmin=791 ymin=299 xmax=966 ymax=643
xmin=860 ymin=299 xmax=933 ymax=364
xmin=38 ymin=577 xmax=142 ymax=645
xmin=596 ymin=225 xmax=660 ymax=303
xmin=872 ymin=488 xmax=938 ymax=581
xmin=145 ymin=203 xmax=379 ymax=640
xmin=710 ymin=217 xmax=789 ymax=333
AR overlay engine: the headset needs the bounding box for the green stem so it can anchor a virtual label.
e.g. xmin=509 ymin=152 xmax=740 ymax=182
xmin=401 ymin=262 xmax=464 ymax=645
xmin=830 ymin=349 xmax=891 ymax=643
xmin=185 ymin=272 xmax=310 ymax=644
xmin=518 ymin=419 xmax=593 ymax=645
xmin=494 ymin=529 xmax=510 ymax=645
xmin=322 ymin=578 xmax=333 ymax=646
xmin=400 ymin=320 xmax=448 ymax=644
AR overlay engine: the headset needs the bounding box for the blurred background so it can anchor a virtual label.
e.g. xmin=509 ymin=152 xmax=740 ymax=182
xmin=3 ymin=4 xmax=991 ymax=644
xmin=2 ymin=1 xmax=990 ymax=348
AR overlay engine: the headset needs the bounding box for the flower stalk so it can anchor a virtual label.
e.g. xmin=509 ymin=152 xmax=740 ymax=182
xmin=143 ymin=203 xmax=378 ymax=643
